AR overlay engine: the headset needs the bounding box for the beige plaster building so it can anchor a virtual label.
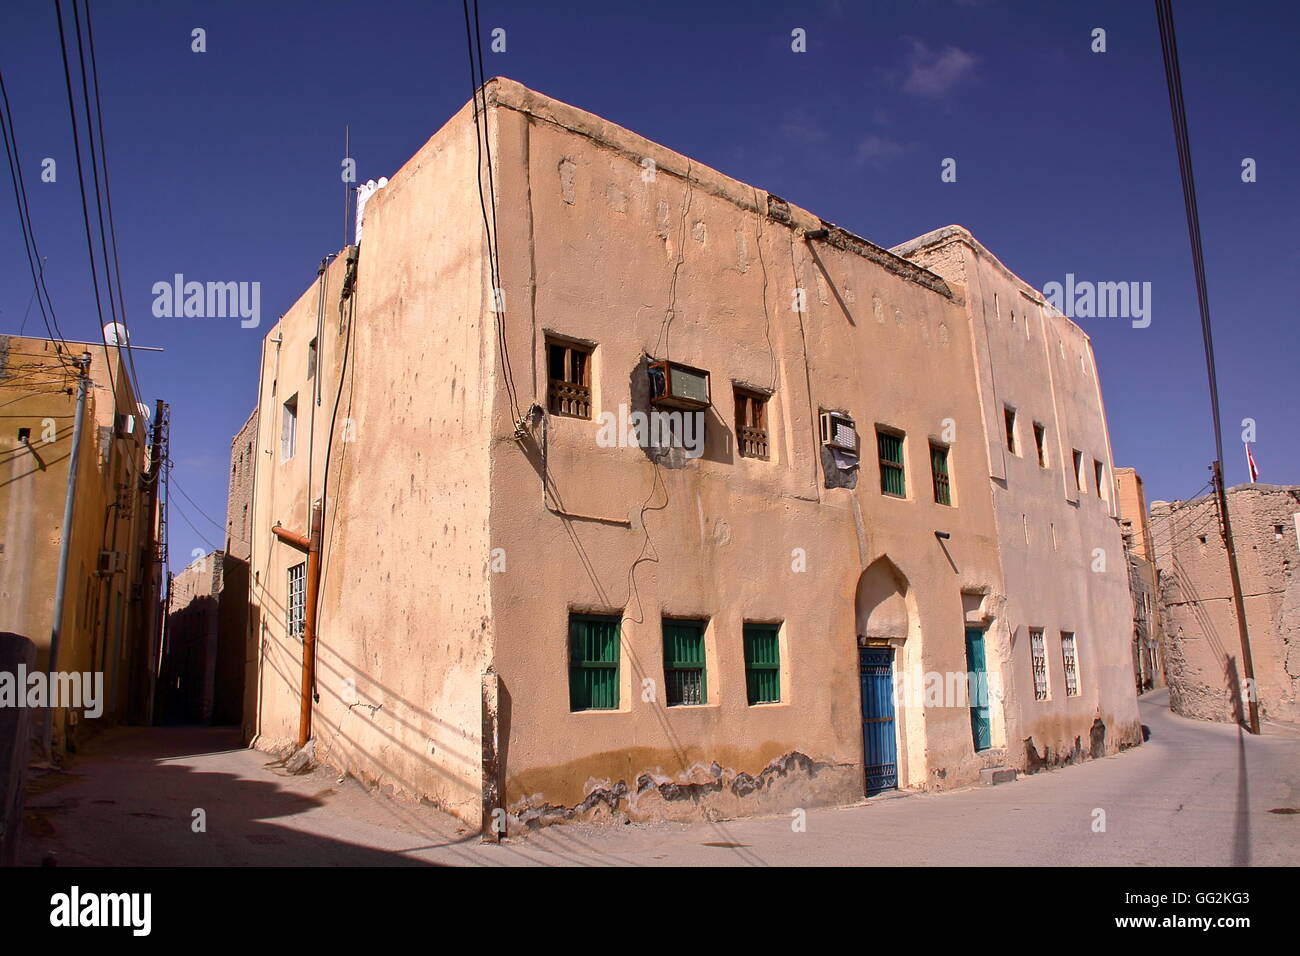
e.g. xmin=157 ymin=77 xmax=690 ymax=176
xmin=0 ymin=335 xmax=160 ymax=755
xmin=243 ymin=79 xmax=1141 ymax=831
xmin=1152 ymin=483 xmax=1300 ymax=725
xmin=1115 ymin=467 xmax=1166 ymax=692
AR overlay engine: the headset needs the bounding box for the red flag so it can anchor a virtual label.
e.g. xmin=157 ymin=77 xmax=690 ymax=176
xmin=1246 ymin=442 xmax=1259 ymax=482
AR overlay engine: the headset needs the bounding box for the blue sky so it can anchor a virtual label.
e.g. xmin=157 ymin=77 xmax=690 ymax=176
xmin=2 ymin=0 xmax=1296 ymax=573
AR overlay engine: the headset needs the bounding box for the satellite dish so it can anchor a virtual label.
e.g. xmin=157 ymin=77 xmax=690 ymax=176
xmin=137 ymin=402 xmax=151 ymax=421
xmin=104 ymin=322 xmax=130 ymax=347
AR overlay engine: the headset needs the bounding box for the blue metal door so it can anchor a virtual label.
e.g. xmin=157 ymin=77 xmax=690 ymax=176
xmin=859 ymin=646 xmax=898 ymax=795
xmin=965 ymin=627 xmax=992 ymax=751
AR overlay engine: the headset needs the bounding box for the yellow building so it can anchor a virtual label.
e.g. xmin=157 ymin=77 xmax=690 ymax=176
xmin=242 ymin=80 xmax=1141 ymax=832
xmin=0 ymin=335 xmax=160 ymax=756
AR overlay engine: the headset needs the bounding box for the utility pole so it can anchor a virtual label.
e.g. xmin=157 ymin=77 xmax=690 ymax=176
xmin=1212 ymin=460 xmax=1260 ymax=734
xmin=43 ymin=352 xmax=91 ymax=756
xmin=142 ymin=399 xmax=168 ymax=725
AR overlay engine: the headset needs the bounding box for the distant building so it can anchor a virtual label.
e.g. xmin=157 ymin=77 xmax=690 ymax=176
xmin=219 ymin=411 xmax=257 ymax=735
xmin=1152 ymin=483 xmax=1300 ymax=724
xmin=242 ymin=79 xmax=1141 ymax=831
xmin=1115 ymin=467 xmax=1166 ymax=693
xmin=159 ymin=550 xmax=223 ymax=724
xmin=0 ymin=335 xmax=161 ymax=755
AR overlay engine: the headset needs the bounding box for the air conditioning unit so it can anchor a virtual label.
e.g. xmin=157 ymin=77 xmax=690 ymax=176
xmin=115 ymin=414 xmax=137 ymax=438
xmin=820 ymin=411 xmax=858 ymax=452
xmin=647 ymin=360 xmax=711 ymax=410
xmin=97 ymin=550 xmax=126 ymax=575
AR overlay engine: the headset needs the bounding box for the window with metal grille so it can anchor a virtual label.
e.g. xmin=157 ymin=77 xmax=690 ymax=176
xmin=1004 ymin=406 xmax=1018 ymax=454
xmin=734 ymin=388 xmax=769 ymax=460
xmin=877 ymin=429 xmax=905 ymax=497
xmin=1030 ymin=628 xmax=1049 ymax=700
xmin=930 ymin=443 xmax=951 ymax=505
xmin=663 ymin=619 xmax=707 ymax=706
xmin=287 ymin=562 xmax=306 ymax=638
xmin=281 ymin=394 xmax=297 ymax=461
xmin=546 ymin=338 xmax=593 ymax=419
xmin=1061 ymin=631 xmax=1079 ymax=696
xmin=743 ymin=623 xmax=780 ymax=704
xmin=569 ymin=614 xmax=620 ymax=711
xmin=1034 ymin=421 xmax=1047 ymax=467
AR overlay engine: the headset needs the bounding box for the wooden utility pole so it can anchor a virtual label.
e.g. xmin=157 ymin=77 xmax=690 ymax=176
xmin=1212 ymin=460 xmax=1260 ymax=734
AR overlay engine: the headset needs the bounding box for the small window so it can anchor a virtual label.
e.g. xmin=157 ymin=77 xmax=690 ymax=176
xmin=877 ymin=429 xmax=905 ymax=498
xmin=287 ymin=562 xmax=306 ymax=638
xmin=281 ymin=395 xmax=298 ymax=461
xmin=1033 ymin=422 xmax=1047 ymax=468
xmin=735 ymin=388 xmax=769 ymax=460
xmin=546 ymin=338 xmax=593 ymax=419
xmin=1030 ymin=628 xmax=1049 ymax=701
xmin=569 ymin=614 xmax=621 ymax=711
xmin=1004 ymin=406 xmax=1018 ymax=455
xmin=1094 ymin=460 xmax=1105 ymax=498
xmin=663 ymin=619 xmax=707 ymax=706
xmin=307 ymin=338 xmax=318 ymax=379
xmin=930 ymin=443 xmax=952 ymax=506
xmin=1072 ymin=450 xmax=1084 ymax=492
xmin=743 ymin=623 xmax=781 ymax=705
xmin=1061 ymin=632 xmax=1079 ymax=697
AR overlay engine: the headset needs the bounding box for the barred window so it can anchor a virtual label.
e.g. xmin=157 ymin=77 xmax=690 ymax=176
xmin=1030 ymin=628 xmax=1049 ymax=701
xmin=1061 ymin=631 xmax=1079 ymax=697
xmin=663 ymin=619 xmax=707 ymax=706
xmin=287 ymin=562 xmax=306 ymax=638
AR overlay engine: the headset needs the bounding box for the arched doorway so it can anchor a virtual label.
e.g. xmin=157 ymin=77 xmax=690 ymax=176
xmin=855 ymin=557 xmax=911 ymax=795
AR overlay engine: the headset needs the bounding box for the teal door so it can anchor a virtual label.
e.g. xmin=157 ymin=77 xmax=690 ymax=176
xmin=859 ymin=647 xmax=898 ymax=795
xmin=964 ymin=628 xmax=992 ymax=752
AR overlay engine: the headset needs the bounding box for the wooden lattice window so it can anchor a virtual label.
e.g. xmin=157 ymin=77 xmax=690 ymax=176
xmin=735 ymin=388 xmax=769 ymax=460
xmin=547 ymin=338 xmax=593 ymax=419
xmin=1030 ymin=628 xmax=1049 ymax=700
xmin=930 ymin=443 xmax=951 ymax=506
xmin=1061 ymin=632 xmax=1079 ymax=697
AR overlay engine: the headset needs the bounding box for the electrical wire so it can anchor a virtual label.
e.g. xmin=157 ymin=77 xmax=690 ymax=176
xmin=53 ymin=0 xmax=117 ymax=401
xmin=82 ymin=0 xmax=143 ymax=398
xmin=0 ymin=66 xmax=76 ymax=362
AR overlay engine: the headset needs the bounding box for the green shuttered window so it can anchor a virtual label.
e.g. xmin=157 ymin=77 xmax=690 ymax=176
xmin=663 ymin=619 xmax=707 ymax=706
xmin=878 ymin=430 xmax=905 ymax=497
xmin=569 ymin=614 xmax=621 ymax=711
xmin=743 ymin=624 xmax=781 ymax=705
xmin=930 ymin=443 xmax=951 ymax=506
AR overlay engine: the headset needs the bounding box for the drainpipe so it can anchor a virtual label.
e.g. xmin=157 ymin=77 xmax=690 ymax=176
xmin=42 ymin=352 xmax=91 ymax=756
xmin=272 ymin=497 xmax=322 ymax=749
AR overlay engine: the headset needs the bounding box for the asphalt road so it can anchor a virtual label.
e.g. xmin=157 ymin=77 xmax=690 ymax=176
xmin=17 ymin=690 xmax=1300 ymax=866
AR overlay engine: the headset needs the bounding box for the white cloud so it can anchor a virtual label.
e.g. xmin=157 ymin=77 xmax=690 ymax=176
xmin=901 ymin=39 xmax=977 ymax=97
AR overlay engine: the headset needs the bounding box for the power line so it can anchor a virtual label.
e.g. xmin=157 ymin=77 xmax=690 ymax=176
xmin=82 ymin=0 xmax=143 ymax=398
xmin=0 ymin=66 xmax=76 ymax=361
xmin=165 ymin=464 xmax=225 ymax=534
xmin=53 ymin=0 xmax=117 ymax=402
